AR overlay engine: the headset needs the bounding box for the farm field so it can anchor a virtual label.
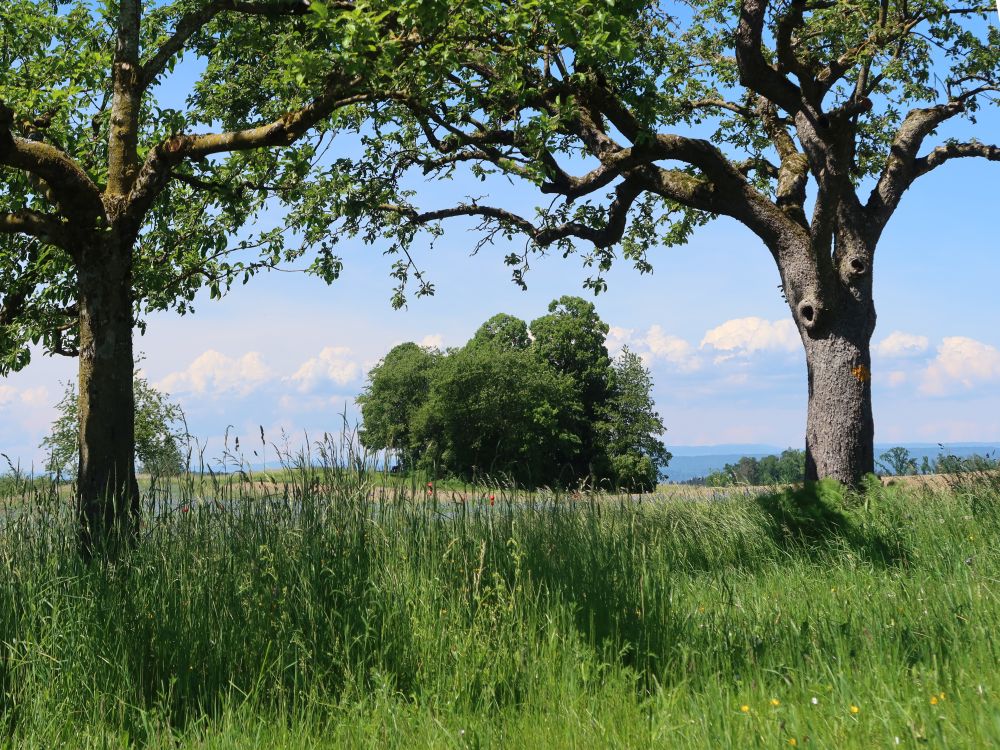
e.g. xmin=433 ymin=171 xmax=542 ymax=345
xmin=0 ymin=468 xmax=998 ymax=748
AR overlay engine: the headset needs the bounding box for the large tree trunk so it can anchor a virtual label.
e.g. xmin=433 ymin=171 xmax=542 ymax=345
xmin=801 ymin=299 xmax=876 ymax=484
xmin=77 ymin=235 xmax=139 ymax=558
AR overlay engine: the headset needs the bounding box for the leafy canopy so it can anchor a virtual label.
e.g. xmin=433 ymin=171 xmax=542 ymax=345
xmin=0 ymin=0 xmax=467 ymax=372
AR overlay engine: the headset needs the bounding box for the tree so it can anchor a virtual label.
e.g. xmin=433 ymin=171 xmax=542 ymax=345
xmin=877 ymin=446 xmax=918 ymax=476
xmin=530 ymin=296 xmax=611 ymax=478
xmin=341 ymin=0 xmax=1000 ymax=485
xmin=42 ymin=373 xmax=187 ymax=479
xmin=467 ymin=313 xmax=531 ymax=352
xmin=411 ymin=344 xmax=584 ymax=485
xmin=0 ymin=0 xmax=453 ymax=551
xmin=597 ymin=347 xmax=671 ymax=491
xmin=356 ymin=342 xmax=440 ymax=469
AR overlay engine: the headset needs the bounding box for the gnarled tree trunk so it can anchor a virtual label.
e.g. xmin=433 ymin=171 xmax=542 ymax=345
xmin=77 ymin=234 xmax=139 ymax=558
xmin=794 ymin=236 xmax=877 ymax=484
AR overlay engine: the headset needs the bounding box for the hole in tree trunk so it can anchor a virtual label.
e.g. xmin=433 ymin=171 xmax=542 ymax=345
xmin=850 ymin=258 xmax=866 ymax=275
xmin=797 ymin=299 xmax=820 ymax=330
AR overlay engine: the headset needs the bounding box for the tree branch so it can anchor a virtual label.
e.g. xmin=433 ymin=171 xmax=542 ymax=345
xmin=865 ymin=99 xmax=968 ymax=233
xmin=0 ymin=103 xmax=104 ymax=222
xmin=140 ymin=0 xmax=333 ymax=89
xmin=913 ymin=139 xmax=1000 ymax=178
xmin=126 ymin=75 xmax=367 ymax=220
xmin=386 ymin=175 xmax=647 ymax=249
xmin=734 ymin=0 xmax=805 ymax=116
xmin=0 ymin=210 xmax=67 ymax=245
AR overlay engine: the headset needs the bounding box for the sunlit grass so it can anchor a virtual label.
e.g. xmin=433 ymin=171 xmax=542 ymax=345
xmin=0 ymin=443 xmax=998 ymax=748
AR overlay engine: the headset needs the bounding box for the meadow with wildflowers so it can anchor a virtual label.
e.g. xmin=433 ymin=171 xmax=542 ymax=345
xmin=0 ymin=455 xmax=998 ymax=748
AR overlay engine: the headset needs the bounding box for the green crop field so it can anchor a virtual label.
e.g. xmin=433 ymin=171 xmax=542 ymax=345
xmin=0 ymin=466 xmax=998 ymax=748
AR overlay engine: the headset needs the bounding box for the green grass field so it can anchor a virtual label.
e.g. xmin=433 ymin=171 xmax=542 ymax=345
xmin=0 ymin=466 xmax=998 ymax=748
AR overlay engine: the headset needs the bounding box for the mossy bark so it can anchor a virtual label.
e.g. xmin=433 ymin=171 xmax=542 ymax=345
xmin=76 ymin=235 xmax=139 ymax=558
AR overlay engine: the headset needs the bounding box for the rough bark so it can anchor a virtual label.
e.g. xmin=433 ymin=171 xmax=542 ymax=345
xmin=803 ymin=327 xmax=875 ymax=483
xmin=76 ymin=233 xmax=139 ymax=558
xmin=797 ymin=235 xmax=877 ymax=483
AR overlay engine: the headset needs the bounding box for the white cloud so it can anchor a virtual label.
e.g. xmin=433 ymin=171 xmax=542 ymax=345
xmin=886 ymin=370 xmax=907 ymax=387
xmin=0 ymin=385 xmax=16 ymax=406
xmin=419 ymin=334 xmax=445 ymax=349
xmin=158 ymin=350 xmax=273 ymax=397
xmin=288 ymin=346 xmax=361 ymax=393
xmin=874 ymin=331 xmax=929 ymax=358
xmin=605 ymin=326 xmax=635 ymax=355
xmin=607 ymin=325 xmax=700 ymax=372
xmin=19 ymin=386 xmax=49 ymax=406
xmin=920 ymin=336 xmax=1000 ymax=396
xmin=643 ymin=325 xmax=701 ymax=372
xmin=700 ymin=317 xmax=799 ymax=362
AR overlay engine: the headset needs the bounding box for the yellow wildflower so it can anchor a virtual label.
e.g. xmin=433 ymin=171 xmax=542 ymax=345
xmin=740 ymin=705 xmax=750 ymax=713
xmin=850 ymin=705 xmax=860 ymax=714
xmin=771 ymin=698 xmax=781 ymax=707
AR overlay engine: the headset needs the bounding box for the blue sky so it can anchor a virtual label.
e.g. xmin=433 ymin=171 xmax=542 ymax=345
xmin=1 ymin=15 xmax=999 ymax=468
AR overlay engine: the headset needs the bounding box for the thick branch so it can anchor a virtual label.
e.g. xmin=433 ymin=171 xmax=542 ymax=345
xmin=913 ymin=140 xmax=1000 ymax=178
xmin=140 ymin=0 xmax=328 ymax=89
xmin=865 ymin=100 xmax=967 ymax=233
xmin=107 ymin=0 xmax=142 ymax=196
xmin=0 ymin=104 xmax=104 ymax=222
xmin=735 ymin=0 xmax=804 ymax=116
xmin=0 ymin=210 xmax=67 ymax=246
xmin=126 ymin=75 xmax=367 ymax=220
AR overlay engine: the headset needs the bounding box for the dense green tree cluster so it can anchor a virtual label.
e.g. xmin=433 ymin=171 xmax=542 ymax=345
xmin=702 ymin=450 xmax=806 ymax=487
xmin=358 ymin=297 xmax=670 ymax=491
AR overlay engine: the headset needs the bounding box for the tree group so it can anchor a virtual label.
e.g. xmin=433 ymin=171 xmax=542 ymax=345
xmin=358 ymin=297 xmax=670 ymax=491
xmin=701 ymin=449 xmax=806 ymax=487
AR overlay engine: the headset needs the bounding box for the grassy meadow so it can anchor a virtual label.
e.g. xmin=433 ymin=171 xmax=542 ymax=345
xmin=0 ymin=455 xmax=998 ymax=748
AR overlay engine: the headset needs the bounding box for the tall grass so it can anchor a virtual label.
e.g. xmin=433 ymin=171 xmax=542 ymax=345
xmin=0 ymin=447 xmax=998 ymax=748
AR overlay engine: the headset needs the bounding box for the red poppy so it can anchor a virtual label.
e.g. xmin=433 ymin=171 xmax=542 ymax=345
xmin=180 ymin=505 xmax=190 ymax=513
xmin=489 ymin=494 xmax=495 ymax=506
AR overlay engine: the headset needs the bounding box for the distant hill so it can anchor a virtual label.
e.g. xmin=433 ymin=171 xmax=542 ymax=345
xmin=663 ymin=442 xmax=1000 ymax=483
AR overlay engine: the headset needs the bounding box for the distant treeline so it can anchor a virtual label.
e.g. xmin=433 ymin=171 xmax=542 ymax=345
xmin=682 ymin=446 xmax=1000 ymax=485
xmin=681 ymin=449 xmax=806 ymax=487
xmin=876 ymin=447 xmax=1000 ymax=476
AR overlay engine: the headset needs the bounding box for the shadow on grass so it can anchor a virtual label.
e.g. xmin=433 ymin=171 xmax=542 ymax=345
xmin=754 ymin=478 xmax=909 ymax=566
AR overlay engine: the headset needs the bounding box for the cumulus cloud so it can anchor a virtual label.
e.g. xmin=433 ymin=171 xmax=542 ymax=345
xmin=19 ymin=386 xmax=49 ymax=406
xmin=700 ymin=317 xmax=798 ymax=362
xmin=606 ymin=325 xmax=700 ymax=372
xmin=874 ymin=331 xmax=929 ymax=358
xmin=158 ymin=350 xmax=273 ymax=397
xmin=0 ymin=385 xmax=16 ymax=406
xmin=643 ymin=325 xmax=701 ymax=372
xmin=920 ymin=336 xmax=1000 ymax=395
xmin=288 ymin=346 xmax=361 ymax=393
xmin=605 ymin=326 xmax=635 ymax=355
